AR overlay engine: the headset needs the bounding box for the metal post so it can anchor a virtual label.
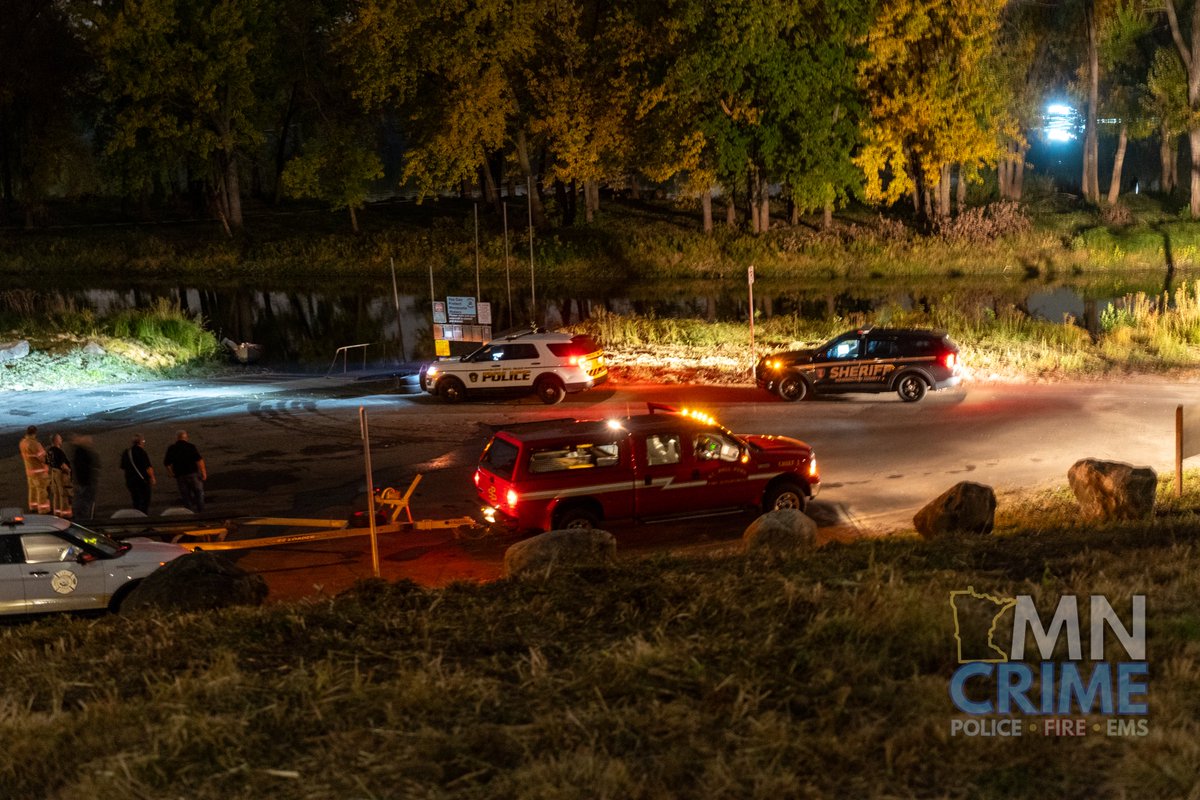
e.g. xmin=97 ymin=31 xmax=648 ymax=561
xmin=474 ymin=202 xmax=481 ymax=302
xmin=390 ymin=257 xmax=405 ymax=362
xmin=1177 ymin=404 xmax=1184 ymax=498
xmin=359 ymin=406 xmax=380 ymax=578
xmin=528 ymin=175 xmax=536 ymax=326
xmin=747 ymin=265 xmax=756 ymax=376
xmin=503 ymin=203 xmax=513 ymax=328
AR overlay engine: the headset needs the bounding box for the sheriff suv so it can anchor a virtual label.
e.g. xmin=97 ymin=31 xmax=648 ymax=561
xmin=474 ymin=403 xmax=819 ymax=532
xmin=422 ymin=330 xmax=607 ymax=405
xmin=756 ymin=328 xmax=962 ymax=403
xmin=0 ymin=509 xmax=189 ymax=616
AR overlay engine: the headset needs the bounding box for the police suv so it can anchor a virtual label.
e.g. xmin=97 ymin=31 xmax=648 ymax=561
xmin=0 ymin=509 xmax=189 ymax=615
xmin=422 ymin=330 xmax=607 ymax=405
xmin=475 ymin=403 xmax=819 ymax=532
xmin=756 ymin=328 xmax=962 ymax=402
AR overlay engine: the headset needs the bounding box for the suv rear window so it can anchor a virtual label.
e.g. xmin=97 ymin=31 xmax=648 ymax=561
xmin=480 ymin=437 xmax=520 ymax=480
xmin=547 ymin=336 xmax=602 ymax=358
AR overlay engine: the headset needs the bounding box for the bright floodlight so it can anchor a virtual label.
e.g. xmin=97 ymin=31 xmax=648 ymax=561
xmin=1047 ymin=103 xmax=1073 ymax=116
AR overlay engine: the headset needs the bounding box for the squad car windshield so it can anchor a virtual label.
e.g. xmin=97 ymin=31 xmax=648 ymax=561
xmin=61 ymin=524 xmax=127 ymax=557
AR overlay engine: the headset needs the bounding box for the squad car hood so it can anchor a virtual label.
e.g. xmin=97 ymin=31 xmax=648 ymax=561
xmin=768 ymin=349 xmax=816 ymax=366
xmin=121 ymin=538 xmax=191 ymax=565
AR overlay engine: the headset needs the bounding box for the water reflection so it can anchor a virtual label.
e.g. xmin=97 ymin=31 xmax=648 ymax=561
xmin=4 ymin=276 xmax=1166 ymax=369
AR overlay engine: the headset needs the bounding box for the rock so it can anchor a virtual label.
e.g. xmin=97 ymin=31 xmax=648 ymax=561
xmin=122 ymin=550 xmax=267 ymax=613
xmin=742 ymin=509 xmax=818 ymax=555
xmin=0 ymin=340 xmax=30 ymax=363
xmin=1068 ymin=459 xmax=1157 ymax=522
xmin=82 ymin=341 xmax=106 ymax=356
xmin=503 ymin=529 xmax=617 ymax=578
xmin=914 ymin=482 xmax=996 ymax=539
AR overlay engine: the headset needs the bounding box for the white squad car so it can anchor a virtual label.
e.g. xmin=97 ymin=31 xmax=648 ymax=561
xmin=0 ymin=509 xmax=190 ymax=616
xmin=421 ymin=330 xmax=608 ymax=405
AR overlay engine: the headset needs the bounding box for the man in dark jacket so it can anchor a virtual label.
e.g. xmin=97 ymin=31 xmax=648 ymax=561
xmin=118 ymin=434 xmax=155 ymax=514
xmin=70 ymin=434 xmax=99 ymax=521
xmin=163 ymin=430 xmax=207 ymax=512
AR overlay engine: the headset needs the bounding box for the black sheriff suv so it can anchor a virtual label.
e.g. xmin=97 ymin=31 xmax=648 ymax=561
xmin=756 ymin=328 xmax=962 ymax=403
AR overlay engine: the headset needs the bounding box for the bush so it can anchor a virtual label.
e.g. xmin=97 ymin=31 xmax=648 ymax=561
xmin=934 ymin=201 xmax=1032 ymax=243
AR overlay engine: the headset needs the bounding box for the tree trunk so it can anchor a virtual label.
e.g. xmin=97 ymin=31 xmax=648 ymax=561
xmin=1161 ymin=126 xmax=1176 ymax=194
xmin=1083 ymin=4 xmax=1101 ymax=203
xmin=272 ymin=82 xmax=298 ymax=205
xmin=629 ymin=174 xmax=641 ymax=200
xmin=701 ymin=189 xmax=713 ymax=234
xmin=348 ymin=204 xmax=359 ymax=234
xmin=956 ymin=164 xmax=967 ymax=212
xmin=725 ymin=194 xmax=736 ymax=226
xmin=584 ymin=178 xmax=598 ymax=222
xmin=1107 ymin=123 xmax=1129 ymax=205
xmin=937 ymin=163 xmax=951 ymax=218
xmin=998 ymin=153 xmax=1010 ymax=200
xmin=223 ymin=152 xmax=243 ymax=231
xmin=823 ymin=199 xmax=833 ymax=230
xmin=1013 ymin=145 xmax=1028 ymax=200
xmin=480 ymin=158 xmax=499 ymax=208
xmin=514 ymin=129 xmax=546 ymax=228
xmin=747 ymin=165 xmax=760 ymax=233
xmin=759 ymin=176 xmax=770 ymax=232
xmin=1190 ymin=128 xmax=1200 ymax=218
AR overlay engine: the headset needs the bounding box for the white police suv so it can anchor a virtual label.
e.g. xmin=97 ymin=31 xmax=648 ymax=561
xmin=0 ymin=509 xmax=189 ymax=616
xmin=421 ymin=330 xmax=608 ymax=404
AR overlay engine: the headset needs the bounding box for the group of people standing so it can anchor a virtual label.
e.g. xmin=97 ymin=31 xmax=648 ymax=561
xmin=19 ymin=427 xmax=207 ymax=519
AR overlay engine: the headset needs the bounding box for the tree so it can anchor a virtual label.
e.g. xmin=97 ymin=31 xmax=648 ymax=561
xmin=1164 ymin=0 xmax=1200 ymax=215
xmin=281 ymin=122 xmax=383 ymax=232
xmin=91 ymin=0 xmax=270 ymax=232
xmin=1098 ymin=1 xmax=1152 ymax=205
xmin=0 ymin=1 xmax=96 ymax=227
xmin=856 ymin=0 xmax=1009 ymax=220
xmin=338 ymin=0 xmax=546 ymax=222
xmin=1145 ymin=46 xmax=1188 ymax=194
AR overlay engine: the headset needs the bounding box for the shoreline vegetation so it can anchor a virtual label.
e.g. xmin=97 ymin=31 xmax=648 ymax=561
xmin=4 ymin=199 xmax=1200 ymax=389
xmin=3 ymin=474 xmax=1199 ymax=797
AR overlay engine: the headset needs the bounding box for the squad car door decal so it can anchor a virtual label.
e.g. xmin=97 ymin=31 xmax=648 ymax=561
xmin=50 ymin=569 xmax=78 ymax=594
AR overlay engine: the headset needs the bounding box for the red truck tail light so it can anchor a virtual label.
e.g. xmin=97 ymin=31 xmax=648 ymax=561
xmin=473 ymin=470 xmax=482 ymax=487
xmin=942 ymin=352 xmax=958 ymax=370
xmin=506 ymin=489 xmax=519 ymax=507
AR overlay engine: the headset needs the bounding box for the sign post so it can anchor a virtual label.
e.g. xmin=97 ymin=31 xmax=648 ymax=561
xmin=359 ymin=406 xmax=380 ymax=578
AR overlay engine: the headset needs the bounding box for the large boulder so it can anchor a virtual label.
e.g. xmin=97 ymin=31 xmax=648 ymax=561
xmin=0 ymin=340 xmax=29 ymax=363
xmin=122 ymin=550 xmax=267 ymax=613
xmin=1068 ymin=459 xmax=1156 ymax=521
xmin=914 ymin=482 xmax=996 ymax=539
xmin=742 ymin=509 xmax=818 ymax=555
xmin=503 ymin=529 xmax=617 ymax=578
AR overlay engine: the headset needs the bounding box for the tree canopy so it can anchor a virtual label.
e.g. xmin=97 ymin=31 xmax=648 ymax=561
xmin=0 ymin=0 xmax=1194 ymax=231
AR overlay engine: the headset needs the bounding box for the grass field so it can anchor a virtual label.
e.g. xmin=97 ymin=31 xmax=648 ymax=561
xmin=2 ymin=479 xmax=1199 ymax=798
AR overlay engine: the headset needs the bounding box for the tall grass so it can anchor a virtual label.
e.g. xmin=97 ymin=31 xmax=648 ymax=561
xmin=2 ymin=480 xmax=1199 ymax=798
xmin=576 ymin=283 xmax=1200 ymax=379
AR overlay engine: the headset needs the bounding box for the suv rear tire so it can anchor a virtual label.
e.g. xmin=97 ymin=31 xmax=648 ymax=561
xmin=896 ymin=373 xmax=927 ymax=403
xmin=764 ymin=480 xmax=807 ymax=513
xmin=439 ymin=377 xmax=466 ymax=403
xmin=777 ymin=375 xmax=809 ymax=402
xmin=535 ymin=375 xmax=566 ymax=405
